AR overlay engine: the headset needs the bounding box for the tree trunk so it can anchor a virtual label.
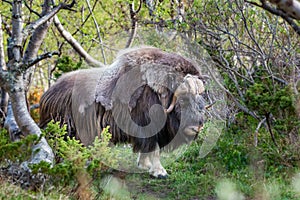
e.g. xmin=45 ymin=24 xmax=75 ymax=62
xmin=8 ymin=75 xmax=54 ymax=164
xmin=0 ymin=89 xmax=8 ymax=119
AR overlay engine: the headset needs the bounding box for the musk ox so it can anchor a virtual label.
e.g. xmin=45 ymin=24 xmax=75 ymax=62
xmin=39 ymin=47 xmax=207 ymax=178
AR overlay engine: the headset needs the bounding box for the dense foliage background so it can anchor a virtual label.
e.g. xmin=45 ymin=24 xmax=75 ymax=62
xmin=0 ymin=0 xmax=300 ymax=199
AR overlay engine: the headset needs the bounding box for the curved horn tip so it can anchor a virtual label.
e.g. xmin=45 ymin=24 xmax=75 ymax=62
xmin=165 ymin=106 xmax=173 ymax=113
xmin=165 ymin=94 xmax=177 ymax=113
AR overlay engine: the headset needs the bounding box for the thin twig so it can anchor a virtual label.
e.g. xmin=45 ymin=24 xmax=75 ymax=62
xmin=85 ymin=0 xmax=107 ymax=64
xmin=22 ymin=51 xmax=60 ymax=70
xmin=254 ymin=117 xmax=266 ymax=147
xmin=265 ymin=113 xmax=277 ymax=147
xmin=24 ymin=1 xmax=42 ymax=18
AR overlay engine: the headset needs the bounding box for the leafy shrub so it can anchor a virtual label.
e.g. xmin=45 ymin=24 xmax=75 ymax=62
xmin=0 ymin=122 xmax=117 ymax=199
xmin=31 ymin=121 xmax=117 ymax=182
xmin=53 ymin=56 xmax=83 ymax=79
xmin=0 ymin=129 xmax=39 ymax=164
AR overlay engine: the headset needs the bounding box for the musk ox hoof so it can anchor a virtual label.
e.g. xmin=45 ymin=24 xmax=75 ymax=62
xmin=157 ymin=174 xmax=168 ymax=179
xmin=150 ymin=173 xmax=168 ymax=179
xmin=149 ymin=167 xmax=168 ymax=179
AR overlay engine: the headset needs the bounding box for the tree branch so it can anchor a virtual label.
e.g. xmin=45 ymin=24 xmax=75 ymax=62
xmin=22 ymin=0 xmax=55 ymax=88
xmin=10 ymin=0 xmax=23 ymax=69
xmin=3 ymin=0 xmax=12 ymax=5
xmin=23 ymin=51 xmax=60 ymax=70
xmin=53 ymin=16 xmax=105 ymax=67
xmin=22 ymin=1 xmax=76 ymax=39
xmin=85 ymin=0 xmax=107 ymax=64
xmin=206 ymin=61 xmax=259 ymax=120
xmin=246 ymin=0 xmax=300 ymax=36
xmin=125 ymin=1 xmax=141 ymax=48
xmin=267 ymin=0 xmax=300 ymax=20
xmin=266 ymin=113 xmax=277 ymax=146
xmin=24 ymin=0 xmax=42 ymax=18
xmin=254 ymin=117 xmax=266 ymax=147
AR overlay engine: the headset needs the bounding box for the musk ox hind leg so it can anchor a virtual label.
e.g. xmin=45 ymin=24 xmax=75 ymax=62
xmin=138 ymin=143 xmax=168 ymax=179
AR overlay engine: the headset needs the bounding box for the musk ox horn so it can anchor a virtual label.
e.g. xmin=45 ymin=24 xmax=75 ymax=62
xmin=165 ymin=75 xmax=205 ymax=113
xmin=165 ymin=94 xmax=177 ymax=113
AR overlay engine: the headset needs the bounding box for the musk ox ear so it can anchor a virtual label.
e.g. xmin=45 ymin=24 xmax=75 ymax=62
xmin=165 ymin=74 xmax=205 ymax=113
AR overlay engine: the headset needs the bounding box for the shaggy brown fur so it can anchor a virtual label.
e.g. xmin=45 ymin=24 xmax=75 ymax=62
xmin=39 ymin=68 xmax=105 ymax=142
xmin=39 ymin=47 xmax=206 ymax=153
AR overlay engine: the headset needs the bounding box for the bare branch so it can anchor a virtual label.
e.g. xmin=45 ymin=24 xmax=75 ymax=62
xmin=23 ymin=0 xmax=57 ymax=91
xmin=266 ymin=113 xmax=277 ymax=146
xmin=267 ymin=0 xmax=300 ymax=20
xmin=2 ymin=0 xmax=12 ymax=5
xmin=22 ymin=1 xmax=76 ymax=39
xmin=85 ymin=0 xmax=107 ymax=64
xmin=254 ymin=117 xmax=266 ymax=147
xmin=53 ymin=16 xmax=105 ymax=67
xmin=135 ymin=0 xmax=143 ymax=13
xmin=23 ymin=51 xmax=60 ymax=70
xmin=24 ymin=1 xmax=42 ymax=18
xmin=125 ymin=1 xmax=141 ymax=48
xmin=10 ymin=0 xmax=23 ymax=67
xmin=1 ymin=20 xmax=12 ymax=39
xmin=23 ymin=0 xmax=54 ymax=61
xmin=246 ymin=0 xmax=300 ymax=36
xmin=72 ymin=0 xmax=98 ymax=35
xmin=206 ymin=61 xmax=258 ymax=120
xmin=145 ymin=0 xmax=156 ymax=17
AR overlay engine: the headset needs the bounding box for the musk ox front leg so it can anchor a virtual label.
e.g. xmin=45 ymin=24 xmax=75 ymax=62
xmin=149 ymin=144 xmax=168 ymax=178
xmin=138 ymin=143 xmax=168 ymax=178
xmin=137 ymin=153 xmax=152 ymax=170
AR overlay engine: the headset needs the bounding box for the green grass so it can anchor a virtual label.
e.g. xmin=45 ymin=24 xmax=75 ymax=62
xmin=1 ymin=123 xmax=300 ymax=199
xmin=0 ymin=180 xmax=71 ymax=200
xmin=121 ymin=130 xmax=300 ymax=200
